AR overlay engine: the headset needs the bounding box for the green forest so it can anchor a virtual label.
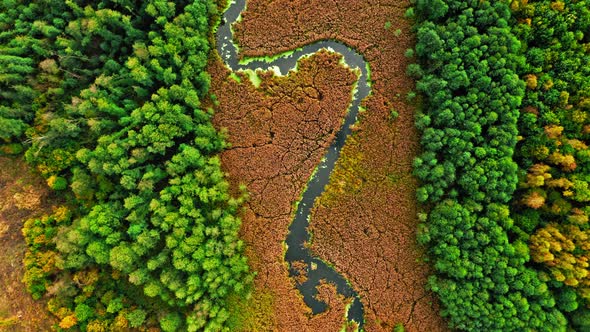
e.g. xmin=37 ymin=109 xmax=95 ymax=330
xmin=1 ymin=0 xmax=250 ymax=330
xmin=412 ymin=0 xmax=590 ymax=330
xmin=3 ymin=0 xmax=590 ymax=330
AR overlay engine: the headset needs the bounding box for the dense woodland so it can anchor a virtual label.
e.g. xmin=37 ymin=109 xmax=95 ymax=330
xmin=411 ymin=0 xmax=565 ymax=330
xmin=412 ymin=0 xmax=590 ymax=330
xmin=1 ymin=0 xmax=250 ymax=330
xmin=512 ymin=0 xmax=590 ymax=329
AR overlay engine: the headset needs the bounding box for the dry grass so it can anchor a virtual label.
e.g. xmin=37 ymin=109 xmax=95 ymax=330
xmin=225 ymin=0 xmax=448 ymax=330
xmin=210 ymin=50 xmax=357 ymax=330
xmin=0 ymin=156 xmax=57 ymax=331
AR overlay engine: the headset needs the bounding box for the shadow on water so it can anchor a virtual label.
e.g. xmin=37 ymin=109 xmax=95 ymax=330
xmin=216 ymin=0 xmax=371 ymax=329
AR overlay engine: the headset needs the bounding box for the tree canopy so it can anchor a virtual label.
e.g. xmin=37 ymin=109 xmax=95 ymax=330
xmin=11 ymin=0 xmax=252 ymax=330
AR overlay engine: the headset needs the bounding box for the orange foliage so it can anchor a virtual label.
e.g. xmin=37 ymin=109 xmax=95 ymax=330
xmin=544 ymin=124 xmax=564 ymax=139
xmin=543 ymin=78 xmax=554 ymax=91
xmin=548 ymin=151 xmax=577 ymax=172
xmin=525 ymin=74 xmax=538 ymax=89
xmin=59 ymin=315 xmax=78 ymax=329
xmin=522 ymin=105 xmax=539 ymax=115
xmin=73 ymin=269 xmax=99 ymax=287
xmin=529 ymin=163 xmax=551 ymax=175
xmin=86 ymin=320 xmax=109 ymax=332
xmin=530 ymin=222 xmax=590 ymax=300
xmin=568 ymin=209 xmax=589 ymax=225
xmin=550 ymin=1 xmax=565 ymax=11
xmin=546 ymin=178 xmax=574 ymax=190
xmin=52 ymin=206 xmax=71 ymax=224
xmin=567 ymin=139 xmax=588 ymax=150
xmin=525 ymin=163 xmax=552 ymax=187
xmin=112 ymin=313 xmax=129 ymax=330
xmin=562 ymin=155 xmax=577 ymax=172
xmin=523 ymin=190 xmax=546 ymax=209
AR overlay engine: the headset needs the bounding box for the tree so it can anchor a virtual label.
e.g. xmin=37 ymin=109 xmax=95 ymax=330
xmin=127 ymin=309 xmax=147 ymax=327
xmin=160 ymin=312 xmax=182 ymax=332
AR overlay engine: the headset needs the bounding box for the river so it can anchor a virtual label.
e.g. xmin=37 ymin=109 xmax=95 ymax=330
xmin=215 ymin=0 xmax=371 ymax=329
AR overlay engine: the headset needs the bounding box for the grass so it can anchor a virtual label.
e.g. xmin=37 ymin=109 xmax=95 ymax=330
xmin=0 ymin=315 xmax=17 ymax=328
xmin=241 ymin=68 xmax=263 ymax=87
xmin=229 ymin=72 xmax=242 ymax=83
xmin=226 ymin=287 xmax=275 ymax=331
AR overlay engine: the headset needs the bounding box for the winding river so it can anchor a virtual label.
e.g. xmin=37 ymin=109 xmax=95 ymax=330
xmin=216 ymin=0 xmax=370 ymax=329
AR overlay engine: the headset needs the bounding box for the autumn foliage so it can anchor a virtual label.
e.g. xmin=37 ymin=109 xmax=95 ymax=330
xmin=510 ymin=0 xmax=590 ymax=328
xmin=412 ymin=0 xmax=566 ymax=330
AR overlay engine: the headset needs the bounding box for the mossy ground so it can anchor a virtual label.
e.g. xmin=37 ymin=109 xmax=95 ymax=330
xmin=226 ymin=287 xmax=276 ymax=331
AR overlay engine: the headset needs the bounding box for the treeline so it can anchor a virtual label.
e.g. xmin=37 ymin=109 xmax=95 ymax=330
xmin=511 ymin=0 xmax=590 ymax=329
xmin=410 ymin=0 xmax=566 ymax=330
xmin=3 ymin=0 xmax=250 ymax=330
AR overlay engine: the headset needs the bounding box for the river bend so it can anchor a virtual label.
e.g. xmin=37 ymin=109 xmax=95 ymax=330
xmin=215 ymin=0 xmax=370 ymax=328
